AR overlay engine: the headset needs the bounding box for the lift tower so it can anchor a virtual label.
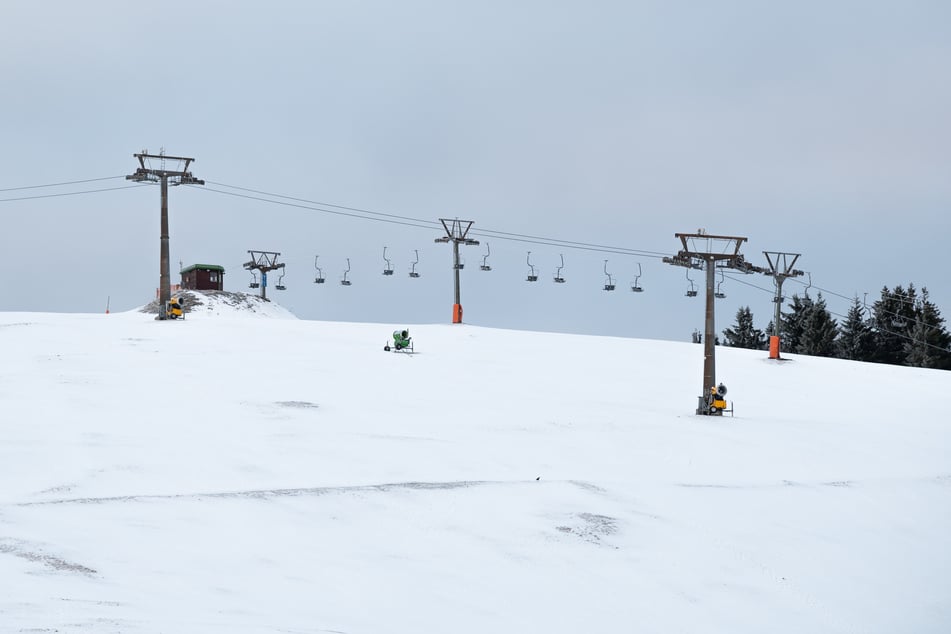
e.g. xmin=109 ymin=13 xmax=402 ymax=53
xmin=761 ymin=252 xmax=804 ymax=359
xmin=126 ymin=151 xmax=204 ymax=318
xmin=434 ymin=218 xmax=479 ymax=324
xmin=664 ymin=230 xmax=760 ymax=415
xmin=243 ymin=251 xmax=285 ymax=301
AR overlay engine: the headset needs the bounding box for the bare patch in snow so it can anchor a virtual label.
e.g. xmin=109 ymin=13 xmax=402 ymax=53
xmin=555 ymin=513 xmax=619 ymax=546
xmin=0 ymin=539 xmax=96 ymax=576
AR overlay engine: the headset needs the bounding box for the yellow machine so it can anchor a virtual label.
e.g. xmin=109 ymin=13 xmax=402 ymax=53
xmin=706 ymin=383 xmax=731 ymax=415
xmin=165 ymin=297 xmax=184 ymax=320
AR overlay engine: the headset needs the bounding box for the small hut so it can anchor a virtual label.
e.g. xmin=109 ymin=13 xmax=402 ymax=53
xmin=181 ymin=264 xmax=225 ymax=291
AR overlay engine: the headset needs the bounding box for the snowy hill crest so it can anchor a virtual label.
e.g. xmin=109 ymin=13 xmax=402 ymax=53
xmin=138 ymin=289 xmax=297 ymax=319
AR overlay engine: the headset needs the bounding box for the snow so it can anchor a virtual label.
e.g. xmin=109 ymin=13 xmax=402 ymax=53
xmin=1 ymin=296 xmax=949 ymax=633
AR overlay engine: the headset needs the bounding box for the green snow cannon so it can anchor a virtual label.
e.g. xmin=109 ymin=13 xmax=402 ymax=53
xmin=385 ymin=329 xmax=413 ymax=352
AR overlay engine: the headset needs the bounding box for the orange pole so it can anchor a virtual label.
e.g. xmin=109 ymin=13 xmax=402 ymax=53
xmin=452 ymin=303 xmax=463 ymax=324
xmin=769 ymin=335 xmax=780 ymax=359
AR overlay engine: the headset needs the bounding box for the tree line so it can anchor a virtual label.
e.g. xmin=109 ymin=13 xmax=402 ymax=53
xmin=721 ymin=284 xmax=951 ymax=370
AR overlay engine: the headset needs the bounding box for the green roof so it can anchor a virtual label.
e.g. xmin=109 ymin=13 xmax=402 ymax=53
xmin=181 ymin=264 xmax=225 ymax=274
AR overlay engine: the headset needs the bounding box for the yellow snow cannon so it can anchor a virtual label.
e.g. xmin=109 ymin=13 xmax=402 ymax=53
xmin=166 ymin=297 xmax=184 ymax=320
xmin=707 ymin=383 xmax=731 ymax=416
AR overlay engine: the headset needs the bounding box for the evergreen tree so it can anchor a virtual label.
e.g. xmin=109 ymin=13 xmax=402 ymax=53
xmin=903 ymin=287 xmax=951 ymax=369
xmin=722 ymin=306 xmax=766 ymax=350
xmin=796 ymin=293 xmax=838 ymax=357
xmin=836 ymin=296 xmax=874 ymax=361
xmin=781 ymin=293 xmax=838 ymax=357
xmin=870 ymin=285 xmax=917 ymax=365
xmin=780 ymin=294 xmax=812 ymax=353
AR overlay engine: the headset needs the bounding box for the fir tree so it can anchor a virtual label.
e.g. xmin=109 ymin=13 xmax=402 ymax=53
xmin=836 ymin=296 xmax=874 ymax=361
xmin=780 ymin=294 xmax=812 ymax=353
xmin=870 ymin=285 xmax=917 ymax=365
xmin=722 ymin=306 xmax=766 ymax=350
xmin=781 ymin=293 xmax=838 ymax=357
xmin=903 ymin=287 xmax=951 ymax=369
xmin=796 ymin=293 xmax=838 ymax=357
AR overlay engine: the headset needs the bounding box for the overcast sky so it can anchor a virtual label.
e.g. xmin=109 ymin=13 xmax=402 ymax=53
xmin=2 ymin=0 xmax=949 ymax=342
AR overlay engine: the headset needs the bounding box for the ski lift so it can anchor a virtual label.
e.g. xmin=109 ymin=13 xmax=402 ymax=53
xmin=480 ymin=243 xmax=492 ymax=271
xmin=714 ymin=269 xmax=726 ymax=299
xmin=454 ymin=255 xmax=465 ymax=270
xmin=249 ymin=271 xmax=260 ymax=289
xmin=526 ymin=251 xmax=538 ymax=282
xmin=603 ymin=260 xmax=616 ymax=291
xmin=409 ymin=249 xmax=421 ymax=278
xmin=275 ymin=268 xmax=287 ymax=291
xmin=314 ymin=255 xmax=325 ymax=284
xmin=630 ymin=262 xmax=643 ymax=292
xmin=554 ymin=254 xmax=566 ymax=284
xmin=341 ymin=258 xmax=352 ymax=286
xmin=685 ymin=269 xmax=698 ymax=297
xmin=382 ymin=246 xmax=394 ymax=276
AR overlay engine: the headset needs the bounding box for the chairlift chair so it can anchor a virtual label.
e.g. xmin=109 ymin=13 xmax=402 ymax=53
xmin=554 ymin=254 xmax=566 ymax=283
xmin=480 ymin=243 xmax=492 ymax=271
xmin=314 ymin=255 xmax=325 ymax=284
xmin=275 ymin=268 xmax=287 ymax=291
xmin=714 ymin=269 xmax=726 ymax=299
xmin=341 ymin=258 xmax=352 ymax=286
xmin=454 ymin=257 xmax=465 ymax=270
xmin=603 ymin=260 xmax=616 ymax=291
xmin=685 ymin=269 xmax=698 ymax=297
xmin=249 ymin=271 xmax=260 ymax=289
xmin=630 ymin=262 xmax=643 ymax=292
xmin=526 ymin=251 xmax=538 ymax=282
xmin=382 ymin=246 xmax=394 ymax=276
xmin=409 ymin=249 xmax=421 ymax=278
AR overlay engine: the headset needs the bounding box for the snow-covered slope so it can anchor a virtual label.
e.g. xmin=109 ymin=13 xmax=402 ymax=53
xmin=1 ymin=304 xmax=948 ymax=633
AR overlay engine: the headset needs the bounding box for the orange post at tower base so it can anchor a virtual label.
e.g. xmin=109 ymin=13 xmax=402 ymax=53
xmin=452 ymin=303 xmax=463 ymax=324
xmin=769 ymin=335 xmax=780 ymax=359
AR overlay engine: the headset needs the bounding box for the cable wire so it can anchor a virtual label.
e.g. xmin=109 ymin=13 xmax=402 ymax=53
xmin=0 ymin=175 xmax=125 ymax=192
xmin=721 ymin=272 xmax=776 ymax=295
xmin=0 ymin=184 xmax=154 ymax=203
xmin=189 ymin=185 xmax=438 ymax=232
xmin=204 ymin=180 xmax=443 ymax=228
xmin=468 ymin=227 xmax=669 ymax=258
xmin=200 ymin=179 xmax=667 ymax=259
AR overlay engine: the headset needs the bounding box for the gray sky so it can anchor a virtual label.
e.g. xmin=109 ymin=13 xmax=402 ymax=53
xmin=2 ymin=0 xmax=949 ymax=342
